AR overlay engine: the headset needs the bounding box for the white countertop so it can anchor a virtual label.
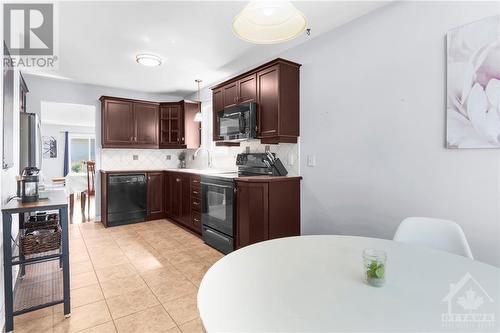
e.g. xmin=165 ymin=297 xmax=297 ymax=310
xmin=101 ymin=168 xmax=237 ymax=176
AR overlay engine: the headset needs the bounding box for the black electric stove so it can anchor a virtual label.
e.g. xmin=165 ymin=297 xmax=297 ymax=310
xmin=201 ymin=153 xmax=287 ymax=254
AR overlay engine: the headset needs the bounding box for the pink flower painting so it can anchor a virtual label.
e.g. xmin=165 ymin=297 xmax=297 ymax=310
xmin=447 ymin=16 xmax=500 ymax=148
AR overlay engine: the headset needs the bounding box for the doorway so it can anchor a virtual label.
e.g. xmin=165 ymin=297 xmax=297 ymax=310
xmin=40 ymin=101 xmax=96 ymax=223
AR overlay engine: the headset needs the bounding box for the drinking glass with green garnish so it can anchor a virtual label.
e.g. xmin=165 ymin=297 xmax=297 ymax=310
xmin=363 ymin=249 xmax=387 ymax=287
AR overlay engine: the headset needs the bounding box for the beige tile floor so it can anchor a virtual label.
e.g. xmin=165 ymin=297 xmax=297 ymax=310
xmin=13 ymin=219 xmax=224 ymax=333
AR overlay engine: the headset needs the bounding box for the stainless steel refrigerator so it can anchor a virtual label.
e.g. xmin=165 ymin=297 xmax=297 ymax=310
xmin=19 ymin=112 xmax=41 ymax=173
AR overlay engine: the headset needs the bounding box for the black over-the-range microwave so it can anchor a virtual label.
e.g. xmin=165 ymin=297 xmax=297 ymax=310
xmin=216 ymin=102 xmax=257 ymax=142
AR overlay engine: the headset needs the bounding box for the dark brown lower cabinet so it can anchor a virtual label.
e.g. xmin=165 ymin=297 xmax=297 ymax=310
xmin=235 ymin=177 xmax=301 ymax=249
xmin=190 ymin=175 xmax=202 ymax=234
xmin=147 ymin=172 xmax=164 ymax=220
xmin=164 ymin=171 xmax=201 ymax=234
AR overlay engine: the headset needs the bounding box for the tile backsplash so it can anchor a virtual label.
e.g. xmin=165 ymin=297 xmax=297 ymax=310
xmin=101 ymin=149 xmax=186 ymax=170
xmin=101 ymin=141 xmax=300 ymax=176
xmin=189 ymin=140 xmax=300 ymax=176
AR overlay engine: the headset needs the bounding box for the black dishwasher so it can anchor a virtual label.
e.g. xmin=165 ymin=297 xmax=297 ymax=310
xmin=107 ymin=174 xmax=147 ymax=226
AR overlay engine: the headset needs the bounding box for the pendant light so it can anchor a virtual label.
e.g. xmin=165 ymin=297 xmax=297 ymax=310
xmin=233 ymin=1 xmax=307 ymax=44
xmin=194 ymin=79 xmax=203 ymax=122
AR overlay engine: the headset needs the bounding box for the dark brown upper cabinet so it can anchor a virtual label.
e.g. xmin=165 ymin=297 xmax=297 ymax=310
xmin=211 ymin=58 xmax=300 ymax=144
xmin=101 ymin=97 xmax=136 ymax=147
xmin=160 ymin=103 xmax=184 ymax=148
xmin=222 ymin=81 xmax=238 ymax=109
xmin=212 ymin=88 xmax=224 ymax=141
xmin=135 ymin=102 xmax=159 ymax=147
xmin=159 ymin=100 xmax=200 ymax=149
xmin=101 ymin=96 xmax=199 ymax=150
xmin=182 ymin=100 xmax=201 ymax=149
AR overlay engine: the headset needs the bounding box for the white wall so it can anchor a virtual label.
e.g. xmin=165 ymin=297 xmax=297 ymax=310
xmin=275 ymin=1 xmax=500 ymax=267
xmin=0 ymin=8 xmax=21 ymax=323
xmin=24 ymin=76 xmax=183 ymax=218
xmin=40 ymin=123 xmax=95 ymax=181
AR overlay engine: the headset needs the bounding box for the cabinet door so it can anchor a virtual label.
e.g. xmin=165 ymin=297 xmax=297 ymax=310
xmin=102 ymin=99 xmax=134 ymax=146
xmin=171 ymin=173 xmax=182 ymax=219
xmin=183 ymin=101 xmax=200 ymax=149
xmin=180 ymin=174 xmax=191 ymax=226
xmin=169 ymin=105 xmax=183 ymax=144
xmin=257 ymin=65 xmax=279 ymax=138
xmin=236 ymin=182 xmax=269 ymax=249
xmin=135 ymin=102 xmax=158 ymax=147
xmin=238 ymin=74 xmax=256 ymax=104
xmin=212 ymin=89 xmax=223 ymax=142
xmin=147 ymin=172 xmax=164 ymax=219
xmin=223 ymin=81 xmax=238 ymax=109
xmin=164 ymin=172 xmax=172 ymax=217
xmin=213 ymin=88 xmax=224 ymax=112
xmin=160 ymin=106 xmax=170 ymax=146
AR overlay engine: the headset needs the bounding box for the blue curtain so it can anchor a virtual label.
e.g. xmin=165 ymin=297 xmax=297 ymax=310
xmin=63 ymin=131 xmax=69 ymax=176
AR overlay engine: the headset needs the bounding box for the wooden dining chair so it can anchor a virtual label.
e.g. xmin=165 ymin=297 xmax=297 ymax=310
xmin=81 ymin=161 xmax=96 ymax=220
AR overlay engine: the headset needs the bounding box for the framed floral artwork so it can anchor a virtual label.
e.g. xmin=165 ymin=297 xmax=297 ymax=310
xmin=446 ymin=16 xmax=500 ymax=148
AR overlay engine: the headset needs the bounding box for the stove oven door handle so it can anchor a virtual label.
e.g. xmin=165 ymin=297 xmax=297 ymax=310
xmin=201 ymin=182 xmax=233 ymax=189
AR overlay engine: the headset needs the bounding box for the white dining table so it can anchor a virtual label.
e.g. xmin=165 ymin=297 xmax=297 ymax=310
xmin=64 ymin=172 xmax=89 ymax=218
xmin=198 ymin=235 xmax=500 ymax=332
xmin=64 ymin=172 xmax=88 ymax=195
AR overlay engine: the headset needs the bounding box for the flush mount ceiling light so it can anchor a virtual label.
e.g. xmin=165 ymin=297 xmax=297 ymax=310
xmin=233 ymin=1 xmax=307 ymax=44
xmin=136 ymin=54 xmax=162 ymax=67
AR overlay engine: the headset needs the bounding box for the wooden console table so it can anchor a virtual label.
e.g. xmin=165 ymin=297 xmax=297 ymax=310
xmin=1 ymin=190 xmax=70 ymax=332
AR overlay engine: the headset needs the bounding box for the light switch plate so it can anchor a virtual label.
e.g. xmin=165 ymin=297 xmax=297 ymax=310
xmin=307 ymin=155 xmax=316 ymax=167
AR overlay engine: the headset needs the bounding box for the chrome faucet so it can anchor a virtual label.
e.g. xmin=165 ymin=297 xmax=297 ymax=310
xmin=193 ymin=147 xmax=212 ymax=168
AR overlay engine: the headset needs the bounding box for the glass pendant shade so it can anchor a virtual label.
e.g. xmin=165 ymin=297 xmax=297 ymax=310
xmin=194 ymin=112 xmax=203 ymax=122
xmin=233 ymin=1 xmax=307 ymax=44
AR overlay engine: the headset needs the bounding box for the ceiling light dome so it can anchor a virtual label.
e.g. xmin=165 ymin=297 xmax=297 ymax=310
xmin=233 ymin=1 xmax=307 ymax=44
xmin=136 ymin=54 xmax=162 ymax=67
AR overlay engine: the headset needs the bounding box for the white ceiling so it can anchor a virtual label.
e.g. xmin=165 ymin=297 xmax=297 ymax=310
xmin=25 ymin=1 xmax=388 ymax=96
xmin=41 ymin=101 xmax=95 ymax=127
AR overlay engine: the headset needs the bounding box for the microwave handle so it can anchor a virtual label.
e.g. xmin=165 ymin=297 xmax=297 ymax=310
xmin=239 ymin=113 xmax=246 ymax=134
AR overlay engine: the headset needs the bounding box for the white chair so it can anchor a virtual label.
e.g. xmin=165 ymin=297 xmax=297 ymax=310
xmin=393 ymin=217 xmax=473 ymax=259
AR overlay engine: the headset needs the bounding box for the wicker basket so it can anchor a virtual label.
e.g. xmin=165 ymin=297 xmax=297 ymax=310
xmin=25 ymin=213 xmax=59 ymax=229
xmin=20 ymin=226 xmax=62 ymax=255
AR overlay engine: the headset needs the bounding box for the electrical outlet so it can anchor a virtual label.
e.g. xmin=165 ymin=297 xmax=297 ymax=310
xmin=245 ymin=146 xmax=250 ymax=153
xmin=265 ymin=145 xmax=270 ymax=152
xmin=133 ymin=155 xmax=139 ymax=161
xmin=307 ymin=155 xmax=316 ymax=167
xmin=166 ymin=155 xmax=171 ymax=160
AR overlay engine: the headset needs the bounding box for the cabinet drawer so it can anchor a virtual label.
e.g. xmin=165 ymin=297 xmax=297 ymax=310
xmin=192 ymin=211 xmax=201 ymax=228
xmin=191 ymin=187 xmax=201 ymax=198
xmin=191 ymin=175 xmax=201 ymax=187
xmin=191 ymin=197 xmax=201 ymax=211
